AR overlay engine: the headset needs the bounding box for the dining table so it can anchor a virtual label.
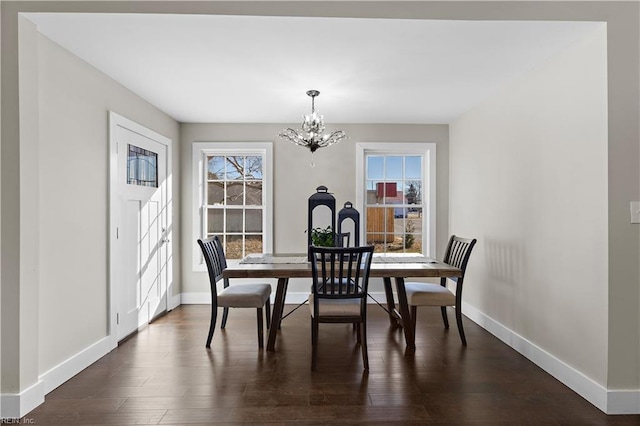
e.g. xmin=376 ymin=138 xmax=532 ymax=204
xmin=223 ymin=253 xmax=462 ymax=351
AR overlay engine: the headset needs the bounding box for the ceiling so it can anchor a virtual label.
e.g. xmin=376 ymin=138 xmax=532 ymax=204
xmin=24 ymin=13 xmax=600 ymax=124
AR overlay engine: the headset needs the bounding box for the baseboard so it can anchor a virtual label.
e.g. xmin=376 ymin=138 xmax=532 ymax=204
xmin=180 ymin=292 xmax=211 ymax=304
xmin=39 ymin=336 xmax=114 ymax=395
xmin=0 ymin=380 xmax=44 ymax=419
xmin=606 ymin=390 xmax=640 ymax=414
xmin=180 ymin=292 xmax=388 ymax=305
xmin=168 ymin=292 xmax=181 ymax=310
xmin=463 ymin=302 xmax=640 ymax=415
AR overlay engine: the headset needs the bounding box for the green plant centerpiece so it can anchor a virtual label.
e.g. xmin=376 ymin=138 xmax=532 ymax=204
xmin=311 ymin=226 xmax=335 ymax=247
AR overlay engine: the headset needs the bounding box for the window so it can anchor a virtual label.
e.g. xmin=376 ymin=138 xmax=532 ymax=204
xmin=356 ymin=143 xmax=436 ymax=257
xmin=193 ymin=143 xmax=273 ymax=267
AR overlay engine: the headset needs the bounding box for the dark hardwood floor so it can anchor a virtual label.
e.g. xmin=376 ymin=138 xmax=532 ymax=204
xmin=25 ymin=304 xmax=640 ymax=425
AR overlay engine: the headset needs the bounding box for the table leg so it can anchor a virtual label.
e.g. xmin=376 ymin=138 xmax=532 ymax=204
xmin=382 ymin=277 xmax=397 ymax=327
xmin=394 ymin=277 xmax=415 ymax=349
xmin=267 ymin=277 xmax=288 ymax=351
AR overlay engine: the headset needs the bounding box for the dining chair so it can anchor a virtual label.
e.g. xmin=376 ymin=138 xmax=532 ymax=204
xmin=405 ymin=235 xmax=477 ymax=345
xmin=309 ymin=245 xmax=374 ymax=371
xmin=197 ymin=236 xmax=272 ymax=349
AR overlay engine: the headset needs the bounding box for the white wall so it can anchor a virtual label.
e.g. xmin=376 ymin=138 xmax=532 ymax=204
xmin=36 ymin=33 xmax=181 ymax=374
xmin=450 ymin=28 xmax=608 ymax=384
xmin=180 ymin=123 xmax=449 ymax=299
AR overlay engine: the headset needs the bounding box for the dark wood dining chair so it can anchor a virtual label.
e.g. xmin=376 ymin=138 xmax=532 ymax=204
xmin=309 ymin=245 xmax=374 ymax=371
xmin=404 ymin=235 xmax=477 ymax=345
xmin=197 ymin=236 xmax=271 ymax=349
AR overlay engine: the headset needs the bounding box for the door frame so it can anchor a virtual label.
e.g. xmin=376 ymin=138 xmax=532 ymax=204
xmin=108 ymin=111 xmax=173 ymax=347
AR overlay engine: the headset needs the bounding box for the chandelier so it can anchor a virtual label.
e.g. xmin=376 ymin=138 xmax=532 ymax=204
xmin=279 ymin=90 xmax=348 ymax=160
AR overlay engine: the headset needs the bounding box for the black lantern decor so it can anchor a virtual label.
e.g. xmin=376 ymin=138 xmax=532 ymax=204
xmin=308 ymin=186 xmax=336 ymax=259
xmin=337 ymin=201 xmax=360 ymax=247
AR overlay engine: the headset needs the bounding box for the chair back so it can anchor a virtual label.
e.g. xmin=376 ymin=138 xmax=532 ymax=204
xmin=197 ymin=236 xmax=230 ymax=304
xmin=309 ymin=245 xmax=374 ymax=301
xmin=441 ymin=235 xmax=477 ymax=288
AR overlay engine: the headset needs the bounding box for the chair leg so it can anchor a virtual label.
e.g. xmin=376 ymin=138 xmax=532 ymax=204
xmin=410 ymin=306 xmax=417 ymax=338
xmin=206 ymin=305 xmax=217 ymax=348
xmin=360 ymin=319 xmax=369 ymax=371
xmin=440 ymin=306 xmax=449 ymax=329
xmin=455 ymin=305 xmax=467 ymax=346
xmin=265 ymin=299 xmax=271 ymax=329
xmin=221 ymin=307 xmax=229 ymax=329
xmin=311 ymin=317 xmax=319 ymax=371
xmin=257 ymin=308 xmax=264 ymax=349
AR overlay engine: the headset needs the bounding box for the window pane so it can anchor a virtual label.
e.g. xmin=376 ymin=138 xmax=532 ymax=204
xmin=366 ymin=207 xmax=392 ymax=235
xmin=246 ymin=181 xmax=262 ymax=205
xmin=226 ymin=182 xmax=244 ymax=205
xmin=373 ymin=182 xmax=403 ymax=205
xmin=245 ymin=235 xmax=263 ymax=255
xmin=207 ymin=156 xmax=225 ymax=180
xmin=207 ymin=209 xmax=224 ymax=233
xmin=245 ymin=209 xmax=262 ymax=233
xmin=226 ymin=210 xmax=243 ymax=232
xmin=225 ymin=235 xmax=243 ymax=259
xmin=245 ymin=156 xmax=263 ymax=179
xmin=367 ymin=156 xmax=384 ymax=180
xmin=408 ymin=207 xmax=422 ymax=220
xmin=385 ymin=156 xmax=403 ymax=179
xmin=366 ymin=233 xmax=387 ymax=253
xmin=406 ymin=182 xmax=421 ymax=206
xmin=225 ymin=156 xmax=243 ymax=180
xmin=207 ymin=182 xmax=224 ymax=205
xmin=405 ymin=156 xmax=422 ymax=179
xmin=404 ymin=233 xmax=422 ymax=254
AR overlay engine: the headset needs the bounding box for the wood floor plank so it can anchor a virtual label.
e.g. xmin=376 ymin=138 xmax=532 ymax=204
xmin=20 ymin=305 xmax=640 ymax=425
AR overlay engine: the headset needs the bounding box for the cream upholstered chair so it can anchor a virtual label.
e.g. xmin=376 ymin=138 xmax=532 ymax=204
xmin=405 ymin=235 xmax=477 ymax=345
xmin=197 ymin=236 xmax=271 ymax=349
xmin=309 ymin=245 xmax=374 ymax=371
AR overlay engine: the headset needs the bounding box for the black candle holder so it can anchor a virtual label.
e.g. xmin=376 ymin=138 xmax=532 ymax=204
xmin=308 ymin=186 xmax=336 ymax=259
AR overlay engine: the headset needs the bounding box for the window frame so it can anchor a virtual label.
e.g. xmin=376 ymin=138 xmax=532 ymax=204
xmin=192 ymin=142 xmax=273 ymax=271
xmin=355 ymin=142 xmax=436 ymax=258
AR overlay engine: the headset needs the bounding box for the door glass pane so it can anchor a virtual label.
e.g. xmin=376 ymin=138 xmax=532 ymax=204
xmin=226 ymin=182 xmax=244 ymax=205
xmin=245 ymin=209 xmax=262 ymax=233
xmin=207 ymin=209 xmax=224 ymax=233
xmin=127 ymin=144 xmax=158 ymax=187
xmin=207 ymin=182 xmax=224 ymax=205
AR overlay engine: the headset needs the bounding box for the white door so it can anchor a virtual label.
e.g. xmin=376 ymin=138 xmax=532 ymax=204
xmin=110 ymin=113 xmax=170 ymax=342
